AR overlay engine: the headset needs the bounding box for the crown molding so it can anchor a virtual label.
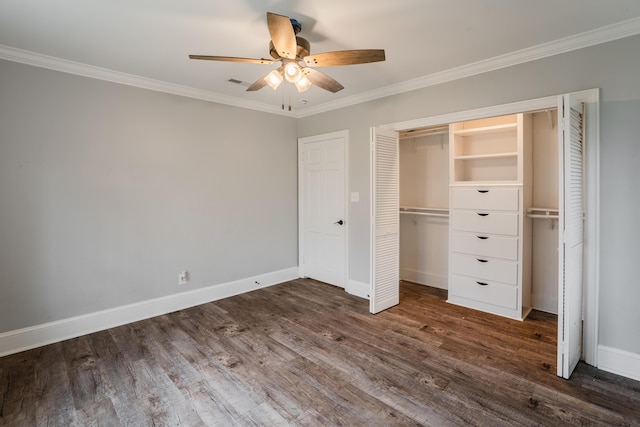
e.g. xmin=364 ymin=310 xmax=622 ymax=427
xmin=0 ymin=45 xmax=289 ymax=117
xmin=2 ymin=16 xmax=640 ymax=119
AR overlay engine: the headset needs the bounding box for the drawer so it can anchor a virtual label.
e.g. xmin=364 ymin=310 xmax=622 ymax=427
xmin=449 ymin=274 xmax=518 ymax=310
xmin=451 ymin=232 xmax=518 ymax=260
xmin=451 ymin=187 xmax=519 ymax=211
xmin=450 ymin=210 xmax=519 ymax=236
xmin=450 ymin=253 xmax=518 ymax=285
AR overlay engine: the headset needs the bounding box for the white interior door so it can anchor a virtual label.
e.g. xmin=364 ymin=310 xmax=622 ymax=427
xmin=557 ymin=94 xmax=585 ymax=379
xmin=370 ymin=127 xmax=400 ymax=313
xmin=299 ymin=131 xmax=347 ymax=288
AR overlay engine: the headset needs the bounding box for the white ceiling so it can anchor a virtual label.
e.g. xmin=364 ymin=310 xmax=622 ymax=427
xmin=2 ymin=0 xmax=640 ymax=116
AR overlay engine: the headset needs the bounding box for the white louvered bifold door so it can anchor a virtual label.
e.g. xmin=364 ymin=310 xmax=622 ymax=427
xmin=370 ymin=127 xmax=400 ymax=314
xmin=557 ymin=95 xmax=585 ymax=379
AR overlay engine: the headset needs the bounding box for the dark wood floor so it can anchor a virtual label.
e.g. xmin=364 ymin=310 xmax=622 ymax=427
xmin=1 ymin=279 xmax=639 ymax=426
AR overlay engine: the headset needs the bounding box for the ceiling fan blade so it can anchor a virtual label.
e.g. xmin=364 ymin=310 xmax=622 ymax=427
xmin=246 ymin=76 xmax=269 ymax=91
xmin=189 ymin=55 xmax=274 ymax=65
xmin=303 ymin=68 xmax=344 ymax=93
xmin=267 ymin=12 xmax=297 ymax=59
xmin=304 ymin=49 xmax=386 ymax=67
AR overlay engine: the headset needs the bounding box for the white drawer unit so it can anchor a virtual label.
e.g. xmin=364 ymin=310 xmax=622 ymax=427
xmin=449 ymin=274 xmax=518 ymax=311
xmin=450 ymin=232 xmax=518 ymax=260
xmin=450 ymin=210 xmax=519 ymax=236
xmin=451 ymin=187 xmax=519 ymax=211
xmin=450 ymin=253 xmax=518 ymax=285
xmin=448 ymin=114 xmax=532 ymax=320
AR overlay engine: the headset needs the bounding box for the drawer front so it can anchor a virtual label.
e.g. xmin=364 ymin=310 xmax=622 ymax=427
xmin=450 ymin=253 xmax=518 ymax=285
xmin=451 ymin=187 xmax=519 ymax=211
xmin=449 ymin=274 xmax=518 ymax=310
xmin=450 ymin=210 xmax=519 ymax=236
xmin=450 ymin=232 xmax=518 ymax=260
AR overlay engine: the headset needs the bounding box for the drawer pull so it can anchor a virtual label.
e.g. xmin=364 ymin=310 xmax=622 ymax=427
xmin=477 ymin=213 xmax=489 ymax=217
xmin=476 ymin=259 xmax=488 ymax=263
xmin=476 ymin=281 xmax=489 ymax=286
xmin=476 ymin=236 xmax=489 ymax=240
xmin=477 ymin=189 xmax=489 ymax=193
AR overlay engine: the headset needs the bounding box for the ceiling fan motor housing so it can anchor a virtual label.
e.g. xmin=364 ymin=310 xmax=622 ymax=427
xmin=269 ymin=36 xmax=310 ymax=61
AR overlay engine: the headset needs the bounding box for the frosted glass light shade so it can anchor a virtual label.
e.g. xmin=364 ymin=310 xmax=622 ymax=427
xmin=284 ymin=62 xmax=303 ymax=83
xmin=266 ymin=69 xmax=283 ymax=90
xmin=295 ymin=75 xmax=312 ymax=92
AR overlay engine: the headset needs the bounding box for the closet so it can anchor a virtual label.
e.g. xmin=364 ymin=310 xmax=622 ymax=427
xmin=399 ymin=110 xmax=559 ymax=321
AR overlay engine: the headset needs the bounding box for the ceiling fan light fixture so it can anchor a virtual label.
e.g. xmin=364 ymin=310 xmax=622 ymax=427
xmin=284 ymin=62 xmax=303 ymax=83
xmin=295 ymin=75 xmax=312 ymax=92
xmin=265 ymin=69 xmax=283 ymax=90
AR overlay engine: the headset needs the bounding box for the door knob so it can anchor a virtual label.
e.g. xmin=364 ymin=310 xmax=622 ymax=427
xmin=334 ymin=220 xmax=344 ymax=225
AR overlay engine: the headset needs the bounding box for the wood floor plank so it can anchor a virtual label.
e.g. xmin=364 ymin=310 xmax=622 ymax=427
xmin=0 ymin=351 xmax=38 ymax=425
xmin=32 ymin=344 xmax=79 ymax=427
xmin=1 ymin=279 xmax=639 ymax=426
xmin=61 ymin=335 xmax=109 ymax=412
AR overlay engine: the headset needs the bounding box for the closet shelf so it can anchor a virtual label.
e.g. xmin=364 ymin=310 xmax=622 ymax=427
xmin=400 ymin=206 xmax=449 ymax=218
xmin=453 ymin=122 xmax=517 ymax=136
xmin=454 ymin=152 xmax=518 ymax=161
xmin=527 ymin=207 xmax=559 ymax=219
xmin=400 ymin=125 xmax=449 ymax=140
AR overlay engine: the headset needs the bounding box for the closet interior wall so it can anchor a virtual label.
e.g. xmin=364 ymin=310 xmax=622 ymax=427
xmin=399 ymin=132 xmax=449 ymax=290
xmin=530 ymin=110 xmax=559 ymax=314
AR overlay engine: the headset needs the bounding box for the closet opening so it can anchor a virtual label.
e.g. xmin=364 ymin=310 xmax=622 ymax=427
xmin=372 ymin=90 xmax=599 ymax=379
xmin=399 ymin=125 xmax=450 ymax=292
xmin=399 ymin=110 xmax=561 ymax=318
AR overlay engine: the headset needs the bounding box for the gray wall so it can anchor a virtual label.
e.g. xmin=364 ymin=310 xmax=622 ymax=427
xmin=298 ymin=34 xmax=640 ymax=354
xmin=0 ymin=59 xmax=299 ymax=333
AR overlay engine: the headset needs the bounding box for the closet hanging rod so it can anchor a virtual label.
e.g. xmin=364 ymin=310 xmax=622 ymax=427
xmin=400 ymin=211 xmax=450 ymax=218
xmin=400 ymin=206 xmax=449 ymax=212
xmin=527 ymin=213 xmax=559 ymax=219
xmin=526 ymin=207 xmax=559 ymax=220
xmin=527 ymin=207 xmax=558 ymax=213
xmin=400 ymin=206 xmax=449 ymax=218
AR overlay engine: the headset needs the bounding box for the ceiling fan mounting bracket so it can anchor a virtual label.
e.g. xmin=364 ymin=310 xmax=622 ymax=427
xmin=290 ymin=18 xmax=302 ymax=35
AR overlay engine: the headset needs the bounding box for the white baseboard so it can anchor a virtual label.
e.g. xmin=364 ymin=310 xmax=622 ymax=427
xmin=597 ymin=345 xmax=640 ymax=382
xmin=400 ymin=268 xmax=448 ymax=290
xmin=0 ymin=267 xmax=299 ymax=357
xmin=346 ymin=280 xmax=370 ymax=299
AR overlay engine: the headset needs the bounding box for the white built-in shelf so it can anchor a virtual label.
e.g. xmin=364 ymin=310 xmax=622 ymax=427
xmin=453 ymin=152 xmax=518 ymax=161
xmin=449 ymin=181 xmax=521 ymax=187
xmin=400 ymin=206 xmax=449 ymax=218
xmin=453 ymin=122 xmax=517 ymax=136
xmin=450 ymin=114 xmax=523 ymax=184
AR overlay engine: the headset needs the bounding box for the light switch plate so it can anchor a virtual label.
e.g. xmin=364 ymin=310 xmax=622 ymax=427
xmin=351 ymin=192 xmax=360 ymax=202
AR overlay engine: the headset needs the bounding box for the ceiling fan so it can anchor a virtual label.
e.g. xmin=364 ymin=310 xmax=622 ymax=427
xmin=189 ymin=12 xmax=385 ymax=96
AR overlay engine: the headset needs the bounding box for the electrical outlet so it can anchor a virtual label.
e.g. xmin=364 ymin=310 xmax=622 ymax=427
xmin=178 ymin=271 xmax=188 ymax=286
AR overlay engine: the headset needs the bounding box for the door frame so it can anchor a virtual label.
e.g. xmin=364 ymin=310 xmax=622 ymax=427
xmin=378 ymin=89 xmax=600 ymax=367
xmin=298 ymin=130 xmax=350 ymax=289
